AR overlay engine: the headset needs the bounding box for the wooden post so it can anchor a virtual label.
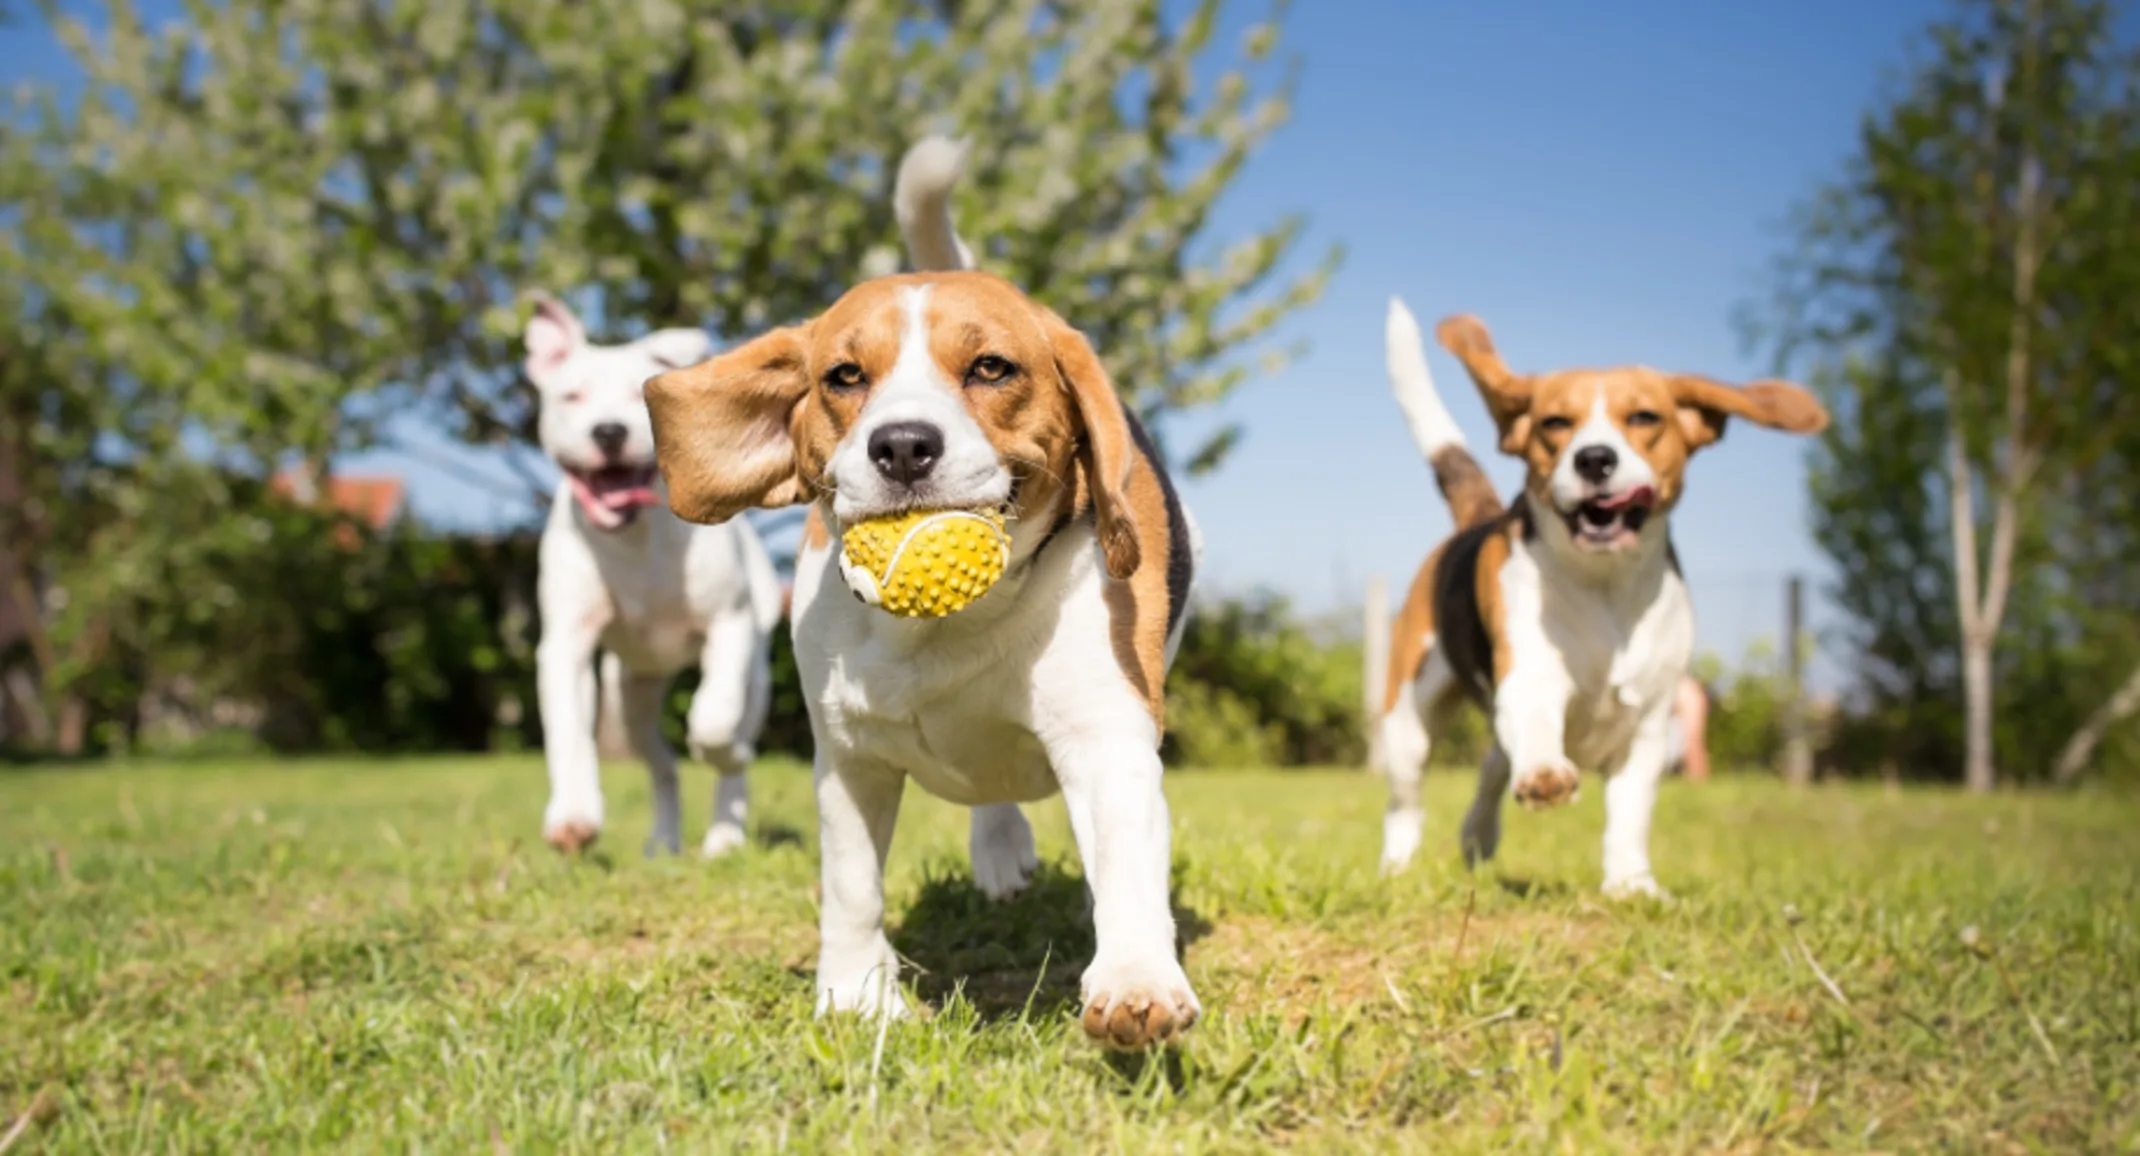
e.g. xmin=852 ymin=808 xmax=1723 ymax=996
xmin=1781 ymin=574 xmax=1813 ymax=787
xmin=1363 ymin=575 xmax=1389 ymax=771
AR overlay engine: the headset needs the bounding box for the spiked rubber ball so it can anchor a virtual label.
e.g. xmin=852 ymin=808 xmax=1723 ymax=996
xmin=839 ymin=508 xmax=1010 ymax=618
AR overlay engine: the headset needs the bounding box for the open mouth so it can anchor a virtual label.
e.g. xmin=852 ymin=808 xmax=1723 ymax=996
xmin=1564 ymin=486 xmax=1656 ymax=549
xmin=567 ymin=464 xmax=660 ymax=530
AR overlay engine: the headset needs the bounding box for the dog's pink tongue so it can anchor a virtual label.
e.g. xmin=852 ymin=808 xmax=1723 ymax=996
xmin=598 ymin=483 xmax=660 ymax=511
xmin=1596 ymin=485 xmax=1656 ymax=511
xmin=568 ymin=476 xmax=623 ymax=529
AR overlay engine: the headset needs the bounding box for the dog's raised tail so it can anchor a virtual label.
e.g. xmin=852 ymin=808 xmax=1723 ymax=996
xmin=894 ymin=135 xmax=975 ymax=272
xmin=1387 ymin=297 xmax=1502 ymax=530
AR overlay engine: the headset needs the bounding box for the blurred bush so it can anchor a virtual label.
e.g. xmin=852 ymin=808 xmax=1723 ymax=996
xmin=1688 ymin=644 xmax=1788 ymax=773
xmin=35 ymin=470 xmax=543 ymax=757
xmin=1163 ymin=592 xmax=1364 ymax=768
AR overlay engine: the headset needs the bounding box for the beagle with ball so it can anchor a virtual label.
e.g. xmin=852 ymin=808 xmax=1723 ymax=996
xmin=1373 ymin=298 xmax=1826 ymax=895
xmin=644 ymin=138 xmax=1201 ymax=1049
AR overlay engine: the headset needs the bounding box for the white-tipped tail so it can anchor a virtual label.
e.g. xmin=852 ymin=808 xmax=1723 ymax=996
xmin=894 ymin=135 xmax=975 ymax=272
xmin=1386 ymin=296 xmax=1466 ymax=460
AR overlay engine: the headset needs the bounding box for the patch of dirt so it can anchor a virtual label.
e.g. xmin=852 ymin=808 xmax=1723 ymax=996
xmin=1191 ymin=908 xmax=1621 ymax=1014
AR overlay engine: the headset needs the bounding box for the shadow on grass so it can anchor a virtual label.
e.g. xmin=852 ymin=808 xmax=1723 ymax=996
xmin=1100 ymin=1044 xmax=1192 ymax=1092
xmin=890 ymin=861 xmax=1212 ymax=1025
xmin=1492 ymin=873 xmax=1573 ymax=900
xmin=753 ymin=819 xmax=807 ymax=850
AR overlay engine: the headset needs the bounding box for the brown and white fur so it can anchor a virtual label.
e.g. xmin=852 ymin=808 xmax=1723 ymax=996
xmin=1373 ymin=298 xmax=1827 ymax=896
xmin=643 ymin=138 xmax=1201 ymax=1049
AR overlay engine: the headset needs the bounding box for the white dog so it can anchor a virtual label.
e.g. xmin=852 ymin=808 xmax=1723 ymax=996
xmin=525 ymin=298 xmax=782 ymax=858
xmin=641 ymin=138 xmax=1203 ymax=1049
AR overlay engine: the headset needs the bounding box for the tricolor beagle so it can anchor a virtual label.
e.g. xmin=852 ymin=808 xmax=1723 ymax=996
xmin=1374 ymin=299 xmax=1826 ymax=896
xmin=643 ymin=139 xmax=1201 ymax=1049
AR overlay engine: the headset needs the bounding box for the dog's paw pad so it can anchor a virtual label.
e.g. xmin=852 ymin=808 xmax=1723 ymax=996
xmin=1512 ymin=762 xmax=1582 ymax=810
xmin=545 ymin=819 xmax=601 ymax=855
xmin=1080 ymin=960 xmax=1199 ymax=1051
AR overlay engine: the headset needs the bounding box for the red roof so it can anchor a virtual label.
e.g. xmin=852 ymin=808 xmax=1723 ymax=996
xmin=269 ymin=472 xmax=406 ymax=546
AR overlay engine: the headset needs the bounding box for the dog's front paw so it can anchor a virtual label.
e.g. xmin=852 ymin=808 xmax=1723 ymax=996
xmin=1511 ymin=759 xmax=1582 ymax=810
xmin=1080 ymin=955 xmax=1199 ymax=1050
xmin=1603 ymin=873 xmax=1671 ymax=902
xmin=700 ymin=820 xmax=748 ymax=859
xmin=1380 ymin=808 xmax=1424 ymax=875
xmin=816 ymin=940 xmax=909 ymax=1020
xmin=543 ymin=801 xmax=604 ymax=855
xmin=969 ymin=804 xmax=1038 ymax=901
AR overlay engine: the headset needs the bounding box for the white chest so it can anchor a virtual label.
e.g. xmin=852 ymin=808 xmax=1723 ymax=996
xmin=794 ymin=545 xmax=1062 ymax=806
xmin=587 ymin=521 xmax=709 ymax=674
xmin=1501 ymin=541 xmax=1695 ymax=768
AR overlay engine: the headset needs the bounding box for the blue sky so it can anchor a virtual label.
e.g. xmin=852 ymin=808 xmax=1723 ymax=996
xmin=5 ymin=0 xmax=1957 ymax=684
xmin=1154 ymin=0 xmax=1949 ymax=684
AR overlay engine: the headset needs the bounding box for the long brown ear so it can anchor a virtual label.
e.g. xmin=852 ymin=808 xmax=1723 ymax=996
xmin=1668 ymin=374 xmax=1829 ymax=449
xmin=1039 ymin=310 xmax=1141 ymax=580
xmin=645 ymin=324 xmax=815 ymax=524
xmin=1435 ymin=314 xmax=1533 ymax=453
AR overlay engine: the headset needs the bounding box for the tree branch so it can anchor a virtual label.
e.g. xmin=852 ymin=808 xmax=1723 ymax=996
xmin=2052 ymin=660 xmax=2140 ymax=784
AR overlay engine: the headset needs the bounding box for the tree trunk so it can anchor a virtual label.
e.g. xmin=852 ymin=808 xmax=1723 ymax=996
xmin=1936 ymin=48 xmax=2042 ymax=794
xmin=1960 ymin=634 xmax=1997 ymax=792
xmin=1944 ymin=415 xmax=1999 ymax=792
xmin=2052 ymin=661 xmax=2140 ymax=785
xmin=55 ymin=695 xmax=88 ymax=756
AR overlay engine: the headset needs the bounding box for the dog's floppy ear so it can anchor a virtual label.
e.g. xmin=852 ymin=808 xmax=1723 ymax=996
xmin=1037 ymin=308 xmax=1140 ymax=580
xmin=639 ymin=327 xmax=715 ymax=371
xmin=1667 ymin=374 xmax=1829 ymax=450
xmin=1435 ymin=314 xmax=1534 ymax=454
xmin=645 ymin=324 xmax=815 ymax=525
xmin=524 ymin=295 xmax=586 ymax=389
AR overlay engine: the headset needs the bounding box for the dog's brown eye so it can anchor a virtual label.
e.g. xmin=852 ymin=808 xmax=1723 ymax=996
xmin=1627 ymin=410 xmax=1662 ymax=428
xmin=966 ymin=355 xmax=1015 ymax=386
xmin=824 ymin=362 xmax=866 ymax=391
xmin=1539 ymin=415 xmax=1574 ymax=434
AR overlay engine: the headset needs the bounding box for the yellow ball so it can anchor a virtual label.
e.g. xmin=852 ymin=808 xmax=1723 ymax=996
xmin=840 ymin=508 xmax=1010 ymax=618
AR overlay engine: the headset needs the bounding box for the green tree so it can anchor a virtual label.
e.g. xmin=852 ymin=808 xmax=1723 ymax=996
xmin=1759 ymin=0 xmax=2140 ymax=787
xmin=16 ymin=0 xmax=1330 ymax=477
xmin=5 ymin=0 xmax=1334 ymax=751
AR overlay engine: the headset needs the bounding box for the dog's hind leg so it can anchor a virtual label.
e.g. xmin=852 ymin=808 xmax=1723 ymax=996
xmin=620 ymin=673 xmax=683 ymax=857
xmin=1380 ymin=647 xmax=1451 ymax=874
xmin=1460 ymin=745 xmax=1511 ymax=869
xmin=969 ymin=804 xmax=1038 ymax=902
xmin=688 ymin=606 xmax=768 ymax=857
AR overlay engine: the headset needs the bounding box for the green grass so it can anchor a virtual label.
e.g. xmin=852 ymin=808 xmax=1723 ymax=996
xmin=4 ymin=757 xmax=2136 ymax=1153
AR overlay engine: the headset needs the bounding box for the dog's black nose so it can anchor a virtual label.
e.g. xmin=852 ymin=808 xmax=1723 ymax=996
xmin=591 ymin=422 xmax=629 ymax=457
xmin=868 ymin=421 xmax=943 ymax=486
xmin=1573 ymin=445 xmax=1617 ymax=484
